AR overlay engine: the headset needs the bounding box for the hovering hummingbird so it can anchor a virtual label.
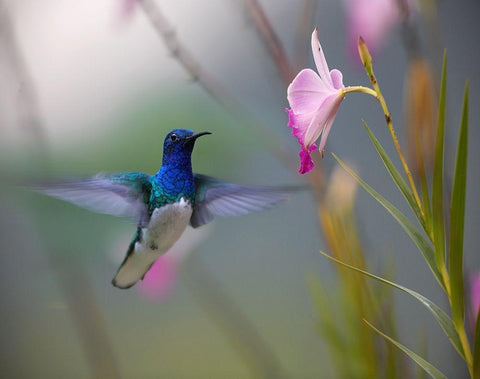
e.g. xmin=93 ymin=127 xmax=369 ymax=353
xmin=37 ymin=129 xmax=296 ymax=289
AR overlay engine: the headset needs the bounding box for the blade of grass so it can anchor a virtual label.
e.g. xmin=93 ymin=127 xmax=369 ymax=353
xmin=319 ymin=251 xmax=464 ymax=358
xmin=415 ymin=135 xmax=433 ymax=237
xmin=447 ymin=82 xmax=473 ymax=375
xmin=432 ymin=51 xmax=447 ymax=277
xmin=333 ymin=154 xmax=444 ymax=289
xmin=363 ymin=319 xmax=447 ymax=379
xmin=362 ymin=121 xmax=429 ymax=238
xmin=448 ymin=82 xmax=469 ymax=329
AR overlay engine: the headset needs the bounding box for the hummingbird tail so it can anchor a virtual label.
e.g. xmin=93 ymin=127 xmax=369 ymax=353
xmin=112 ymin=228 xmax=156 ymax=289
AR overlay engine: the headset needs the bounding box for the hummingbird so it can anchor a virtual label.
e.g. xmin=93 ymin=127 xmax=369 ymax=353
xmin=37 ymin=129 xmax=296 ymax=289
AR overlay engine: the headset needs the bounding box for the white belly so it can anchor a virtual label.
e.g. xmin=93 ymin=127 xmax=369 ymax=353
xmin=112 ymin=198 xmax=193 ymax=289
xmin=138 ymin=197 xmax=193 ymax=256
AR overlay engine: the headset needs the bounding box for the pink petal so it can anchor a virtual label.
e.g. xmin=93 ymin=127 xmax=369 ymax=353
xmin=303 ymin=93 xmax=341 ymax=147
xmin=330 ymin=69 xmax=345 ymax=90
xmin=138 ymin=256 xmax=178 ymax=301
xmin=287 ymin=108 xmax=318 ymax=174
xmin=311 ymin=28 xmax=333 ymax=88
xmin=318 ymin=96 xmax=344 ymax=155
xmin=287 ymin=69 xmax=332 ymax=114
xmin=298 ymin=144 xmax=317 ymax=174
xmin=287 ymin=107 xmax=320 ymax=144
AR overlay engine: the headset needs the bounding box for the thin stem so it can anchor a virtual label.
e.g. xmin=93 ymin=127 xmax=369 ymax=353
xmin=375 ymin=82 xmax=424 ymax=218
xmin=244 ymin=0 xmax=296 ymax=86
xmin=456 ymin=322 xmax=474 ymax=377
xmin=358 ymin=38 xmax=423 ymax=218
xmin=342 ymin=86 xmax=378 ymax=98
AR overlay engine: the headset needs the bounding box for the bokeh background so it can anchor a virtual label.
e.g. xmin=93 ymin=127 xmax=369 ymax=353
xmin=0 ymin=0 xmax=479 ymax=377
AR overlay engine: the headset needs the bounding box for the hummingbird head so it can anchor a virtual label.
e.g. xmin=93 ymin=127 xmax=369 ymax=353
xmin=161 ymin=129 xmax=211 ymax=168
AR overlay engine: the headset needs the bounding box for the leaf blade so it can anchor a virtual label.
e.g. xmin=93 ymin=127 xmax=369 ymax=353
xmin=332 ymin=154 xmax=444 ymax=288
xmin=432 ymin=51 xmax=447 ymax=274
xmin=319 ymin=251 xmax=464 ymax=358
xmin=363 ymin=319 xmax=447 ymax=379
xmin=449 ymin=82 xmax=469 ymax=327
xmin=363 ymin=121 xmax=430 ymax=238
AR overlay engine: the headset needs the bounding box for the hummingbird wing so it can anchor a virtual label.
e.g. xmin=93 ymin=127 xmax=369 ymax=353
xmin=190 ymin=174 xmax=298 ymax=228
xmin=34 ymin=173 xmax=152 ymax=226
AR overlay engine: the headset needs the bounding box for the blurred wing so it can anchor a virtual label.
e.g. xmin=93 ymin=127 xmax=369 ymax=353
xmin=34 ymin=173 xmax=151 ymax=226
xmin=190 ymin=174 xmax=300 ymax=228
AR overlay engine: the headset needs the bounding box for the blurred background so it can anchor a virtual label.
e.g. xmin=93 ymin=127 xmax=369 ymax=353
xmin=0 ymin=0 xmax=478 ymax=377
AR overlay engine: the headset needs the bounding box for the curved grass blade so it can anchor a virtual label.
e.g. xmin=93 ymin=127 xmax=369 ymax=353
xmin=432 ymin=52 xmax=447 ymax=273
xmin=332 ymin=154 xmax=444 ymax=289
xmin=474 ymin=311 xmax=480 ymax=379
xmin=449 ymin=82 xmax=469 ymax=327
xmin=362 ymin=121 xmax=430 ymax=238
xmin=363 ymin=319 xmax=447 ymax=379
xmin=319 ymin=251 xmax=464 ymax=358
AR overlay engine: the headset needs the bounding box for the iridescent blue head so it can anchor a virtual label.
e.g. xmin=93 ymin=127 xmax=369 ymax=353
xmin=155 ymin=129 xmax=211 ymax=201
xmin=161 ymin=129 xmax=211 ymax=168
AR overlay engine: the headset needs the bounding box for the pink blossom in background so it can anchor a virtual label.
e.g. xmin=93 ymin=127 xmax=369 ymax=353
xmin=344 ymin=0 xmax=415 ymax=62
xmin=470 ymin=273 xmax=480 ymax=327
xmin=137 ymin=255 xmax=178 ymax=301
xmin=137 ymin=226 xmax=211 ymax=301
xmin=286 ymin=28 xmax=345 ymax=174
xmin=115 ymin=0 xmax=138 ymax=25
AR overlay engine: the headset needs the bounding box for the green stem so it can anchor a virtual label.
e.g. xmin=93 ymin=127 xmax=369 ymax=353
xmin=357 ymin=38 xmax=424 ymax=220
xmin=342 ymin=85 xmax=378 ymax=98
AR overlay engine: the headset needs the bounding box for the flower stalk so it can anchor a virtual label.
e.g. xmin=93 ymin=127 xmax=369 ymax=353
xmin=358 ymin=37 xmax=424 ymax=219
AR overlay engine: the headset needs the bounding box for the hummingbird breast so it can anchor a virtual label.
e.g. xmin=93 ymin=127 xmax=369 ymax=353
xmin=141 ymin=197 xmax=193 ymax=255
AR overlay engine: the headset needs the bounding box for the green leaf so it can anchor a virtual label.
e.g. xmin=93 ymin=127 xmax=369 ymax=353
xmin=362 ymin=121 xmax=430 ymax=238
xmin=449 ymin=82 xmax=469 ymax=327
xmin=319 ymin=251 xmax=465 ymax=358
xmin=332 ymin=154 xmax=445 ymax=289
xmin=363 ymin=319 xmax=447 ymax=379
xmin=474 ymin=311 xmax=480 ymax=379
xmin=432 ymin=51 xmax=447 ymax=273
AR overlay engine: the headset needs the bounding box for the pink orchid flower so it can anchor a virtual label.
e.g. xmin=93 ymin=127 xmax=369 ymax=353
xmin=286 ymin=28 xmax=345 ymax=174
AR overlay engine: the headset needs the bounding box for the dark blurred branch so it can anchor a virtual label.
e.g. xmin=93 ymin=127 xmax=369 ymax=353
xmin=136 ymin=0 xmax=295 ymax=170
xmin=184 ymin=255 xmax=285 ymax=379
xmin=0 ymin=2 xmax=119 ymax=377
xmin=241 ymin=0 xmax=325 ymax=197
xmin=294 ymin=0 xmax=317 ymax=69
xmin=395 ymin=0 xmax=422 ymax=61
xmin=138 ymin=0 xmax=236 ymax=113
xmin=244 ymin=0 xmax=295 ymax=86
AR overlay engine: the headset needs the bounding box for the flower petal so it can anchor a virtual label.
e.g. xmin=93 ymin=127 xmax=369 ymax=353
xmin=330 ymin=69 xmax=345 ymax=90
xmin=298 ymin=144 xmax=317 ymax=174
xmin=303 ymin=93 xmax=344 ymax=152
xmin=287 ymin=108 xmax=318 ymax=174
xmin=318 ymin=96 xmax=344 ymax=155
xmin=311 ymin=28 xmax=333 ymax=88
xmin=287 ymin=69 xmax=332 ymax=113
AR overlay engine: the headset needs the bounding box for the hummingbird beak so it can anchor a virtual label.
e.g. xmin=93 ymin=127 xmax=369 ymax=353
xmin=186 ymin=131 xmax=212 ymax=143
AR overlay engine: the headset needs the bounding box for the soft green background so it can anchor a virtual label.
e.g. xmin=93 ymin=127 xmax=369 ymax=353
xmin=1 ymin=0 xmax=479 ymax=377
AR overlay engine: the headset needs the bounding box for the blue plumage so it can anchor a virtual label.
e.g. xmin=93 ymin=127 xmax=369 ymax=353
xmin=35 ymin=128 xmax=297 ymax=289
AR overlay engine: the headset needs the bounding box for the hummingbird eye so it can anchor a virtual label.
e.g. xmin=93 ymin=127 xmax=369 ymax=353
xmin=170 ymin=134 xmax=178 ymax=142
